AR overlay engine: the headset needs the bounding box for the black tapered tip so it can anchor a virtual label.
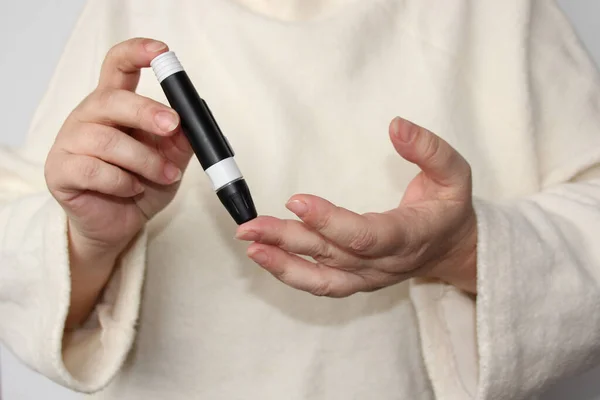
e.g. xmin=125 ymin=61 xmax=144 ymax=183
xmin=217 ymin=179 xmax=257 ymax=225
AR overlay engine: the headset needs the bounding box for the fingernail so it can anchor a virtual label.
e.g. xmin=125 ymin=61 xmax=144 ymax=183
xmin=249 ymin=249 xmax=268 ymax=265
xmin=286 ymin=199 xmax=308 ymax=217
xmin=145 ymin=41 xmax=167 ymax=53
xmin=164 ymin=162 xmax=182 ymax=182
xmin=155 ymin=111 xmax=179 ymax=132
xmin=133 ymin=180 xmax=145 ymax=194
xmin=235 ymin=229 xmax=260 ymax=241
xmin=394 ymin=117 xmax=416 ymax=143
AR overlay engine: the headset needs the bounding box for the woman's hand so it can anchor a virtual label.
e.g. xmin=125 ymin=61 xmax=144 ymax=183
xmin=235 ymin=117 xmax=478 ymax=296
xmin=45 ymin=38 xmax=194 ymax=327
xmin=46 ymin=38 xmax=193 ymax=261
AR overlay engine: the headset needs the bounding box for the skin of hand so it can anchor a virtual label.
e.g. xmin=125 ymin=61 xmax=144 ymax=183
xmin=45 ymin=38 xmax=194 ymax=328
xmin=235 ymin=117 xmax=478 ymax=296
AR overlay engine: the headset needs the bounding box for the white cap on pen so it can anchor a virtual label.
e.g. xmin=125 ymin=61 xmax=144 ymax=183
xmin=150 ymin=51 xmax=184 ymax=83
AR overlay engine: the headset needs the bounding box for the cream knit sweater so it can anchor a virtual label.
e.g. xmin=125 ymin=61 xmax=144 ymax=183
xmin=1 ymin=0 xmax=600 ymax=399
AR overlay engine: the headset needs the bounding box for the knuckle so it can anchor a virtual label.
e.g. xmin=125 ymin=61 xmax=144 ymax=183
xmin=139 ymin=150 xmax=155 ymax=172
xmin=129 ymin=96 xmax=153 ymax=125
xmin=139 ymin=149 xmax=163 ymax=177
xmin=103 ymin=38 xmax=144 ymax=74
xmin=314 ymin=208 xmax=335 ymax=231
xmin=105 ymin=42 xmax=125 ymax=64
xmin=409 ymin=123 xmax=422 ymax=142
xmin=129 ymin=97 xmax=157 ymax=131
xmin=92 ymin=128 xmax=120 ymax=154
xmin=309 ymin=242 xmax=334 ymax=262
xmin=272 ymin=223 xmax=288 ymax=248
xmin=133 ymin=102 xmax=147 ymax=124
xmin=110 ymin=169 xmax=127 ymax=193
xmin=347 ymin=226 xmax=377 ymax=254
xmin=309 ymin=277 xmax=334 ymax=297
xmin=80 ymin=158 xmax=101 ymax=180
xmin=271 ymin=266 xmax=289 ymax=284
xmin=421 ymin=133 xmax=441 ymax=162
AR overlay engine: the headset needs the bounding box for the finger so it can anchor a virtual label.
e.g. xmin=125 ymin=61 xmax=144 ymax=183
xmin=389 ymin=117 xmax=471 ymax=190
xmin=98 ymin=38 xmax=168 ymax=91
xmin=49 ymin=153 xmax=144 ymax=198
xmin=162 ymin=130 xmax=194 ymax=170
xmin=140 ymin=128 xmax=194 ymax=171
xmin=66 ymin=125 xmax=182 ymax=185
xmin=75 ymin=89 xmax=180 ymax=136
xmin=284 ymin=195 xmax=409 ymax=256
xmin=247 ymin=243 xmax=366 ymax=298
xmin=235 ymin=216 xmax=358 ymax=267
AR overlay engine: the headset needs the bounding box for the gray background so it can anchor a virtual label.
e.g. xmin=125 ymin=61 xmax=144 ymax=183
xmin=0 ymin=0 xmax=598 ymax=398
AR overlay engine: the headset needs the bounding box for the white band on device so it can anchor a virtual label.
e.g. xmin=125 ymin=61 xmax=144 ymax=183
xmin=205 ymin=157 xmax=243 ymax=191
xmin=150 ymin=51 xmax=184 ymax=83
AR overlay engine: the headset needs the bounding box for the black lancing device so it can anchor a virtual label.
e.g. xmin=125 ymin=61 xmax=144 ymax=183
xmin=151 ymin=51 xmax=257 ymax=225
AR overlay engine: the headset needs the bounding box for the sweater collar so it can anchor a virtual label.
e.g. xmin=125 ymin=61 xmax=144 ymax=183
xmin=228 ymin=0 xmax=359 ymax=22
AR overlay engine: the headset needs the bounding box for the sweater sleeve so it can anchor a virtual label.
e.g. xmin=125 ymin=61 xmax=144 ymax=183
xmin=0 ymin=0 xmax=148 ymax=393
xmin=410 ymin=2 xmax=600 ymax=399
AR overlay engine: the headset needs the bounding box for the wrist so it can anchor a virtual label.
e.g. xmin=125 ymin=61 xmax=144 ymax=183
xmin=423 ymin=212 xmax=478 ymax=294
xmin=67 ymin=219 xmax=125 ymax=265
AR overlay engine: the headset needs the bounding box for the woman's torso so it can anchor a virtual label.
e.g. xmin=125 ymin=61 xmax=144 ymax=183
xmin=89 ymin=0 xmax=539 ymax=398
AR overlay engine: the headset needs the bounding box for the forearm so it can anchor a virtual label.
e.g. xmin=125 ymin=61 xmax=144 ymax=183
xmin=65 ymin=220 xmax=120 ymax=330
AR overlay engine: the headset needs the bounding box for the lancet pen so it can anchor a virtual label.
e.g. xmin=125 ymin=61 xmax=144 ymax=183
xmin=151 ymin=51 xmax=257 ymax=225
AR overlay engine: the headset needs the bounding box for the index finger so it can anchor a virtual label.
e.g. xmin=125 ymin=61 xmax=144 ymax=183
xmin=98 ymin=37 xmax=169 ymax=91
xmin=285 ymin=194 xmax=410 ymax=256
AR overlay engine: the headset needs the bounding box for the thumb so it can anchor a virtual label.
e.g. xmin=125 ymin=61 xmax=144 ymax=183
xmin=389 ymin=116 xmax=471 ymax=189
